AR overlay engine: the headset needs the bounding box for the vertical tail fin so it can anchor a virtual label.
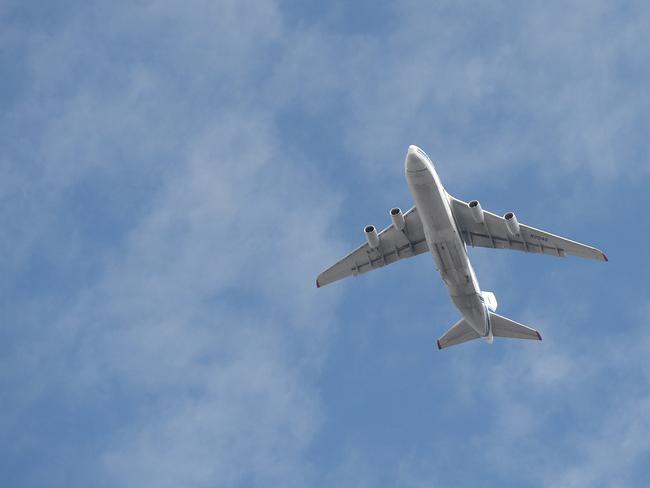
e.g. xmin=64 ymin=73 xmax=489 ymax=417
xmin=481 ymin=291 xmax=498 ymax=312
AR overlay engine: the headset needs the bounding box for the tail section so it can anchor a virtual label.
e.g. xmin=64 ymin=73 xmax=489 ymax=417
xmin=437 ymin=318 xmax=480 ymax=350
xmin=437 ymin=311 xmax=542 ymax=350
xmin=481 ymin=291 xmax=498 ymax=312
xmin=490 ymin=312 xmax=542 ymax=341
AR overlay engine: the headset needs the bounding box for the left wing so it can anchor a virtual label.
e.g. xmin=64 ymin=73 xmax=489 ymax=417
xmin=317 ymin=206 xmax=429 ymax=287
xmin=449 ymin=196 xmax=607 ymax=261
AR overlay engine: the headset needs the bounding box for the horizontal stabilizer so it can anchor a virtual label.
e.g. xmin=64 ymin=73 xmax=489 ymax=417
xmin=437 ymin=318 xmax=480 ymax=350
xmin=490 ymin=312 xmax=542 ymax=341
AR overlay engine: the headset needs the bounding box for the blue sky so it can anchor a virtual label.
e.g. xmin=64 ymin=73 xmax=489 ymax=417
xmin=2 ymin=1 xmax=650 ymax=486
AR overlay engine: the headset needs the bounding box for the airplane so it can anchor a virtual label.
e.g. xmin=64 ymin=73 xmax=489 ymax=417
xmin=316 ymin=145 xmax=607 ymax=350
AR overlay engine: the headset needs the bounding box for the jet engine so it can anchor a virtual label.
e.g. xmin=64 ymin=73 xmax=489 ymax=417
xmin=390 ymin=207 xmax=405 ymax=231
xmin=364 ymin=225 xmax=380 ymax=249
xmin=504 ymin=212 xmax=520 ymax=236
xmin=468 ymin=200 xmax=484 ymax=224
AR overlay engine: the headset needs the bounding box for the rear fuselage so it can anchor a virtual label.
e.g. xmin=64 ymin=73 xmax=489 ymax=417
xmin=404 ymin=145 xmax=490 ymax=338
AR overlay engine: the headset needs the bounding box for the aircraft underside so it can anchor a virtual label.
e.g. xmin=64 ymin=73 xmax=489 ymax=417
xmin=317 ymin=145 xmax=606 ymax=350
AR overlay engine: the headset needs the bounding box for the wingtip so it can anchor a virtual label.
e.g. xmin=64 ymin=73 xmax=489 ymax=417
xmin=602 ymin=253 xmax=608 ymax=262
xmin=316 ymin=278 xmax=320 ymax=288
xmin=436 ymin=340 xmax=442 ymax=350
xmin=536 ymin=331 xmax=543 ymax=341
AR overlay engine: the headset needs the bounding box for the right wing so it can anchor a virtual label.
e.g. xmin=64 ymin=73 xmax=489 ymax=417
xmin=317 ymin=206 xmax=429 ymax=287
xmin=449 ymin=196 xmax=607 ymax=261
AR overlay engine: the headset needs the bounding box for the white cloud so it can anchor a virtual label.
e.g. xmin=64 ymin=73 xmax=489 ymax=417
xmin=2 ymin=1 xmax=649 ymax=487
xmin=427 ymin=303 xmax=650 ymax=487
xmin=267 ymin=1 xmax=650 ymax=185
xmin=1 ymin=2 xmax=346 ymax=486
xmin=1 ymin=109 xmax=343 ymax=486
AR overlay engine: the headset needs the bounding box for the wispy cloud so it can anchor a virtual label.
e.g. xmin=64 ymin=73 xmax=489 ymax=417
xmin=268 ymin=1 xmax=650 ymax=186
xmin=1 ymin=2 xmax=344 ymax=486
xmin=2 ymin=1 xmax=649 ymax=487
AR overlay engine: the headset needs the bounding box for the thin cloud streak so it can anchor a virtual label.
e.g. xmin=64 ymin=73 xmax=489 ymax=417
xmin=2 ymin=1 xmax=649 ymax=487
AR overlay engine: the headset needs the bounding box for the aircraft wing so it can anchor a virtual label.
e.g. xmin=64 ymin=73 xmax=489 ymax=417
xmin=317 ymin=206 xmax=429 ymax=287
xmin=449 ymin=196 xmax=607 ymax=261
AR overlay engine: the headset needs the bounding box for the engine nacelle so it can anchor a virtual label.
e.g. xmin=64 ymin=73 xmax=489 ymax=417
xmin=504 ymin=212 xmax=520 ymax=236
xmin=468 ymin=200 xmax=484 ymax=224
xmin=364 ymin=225 xmax=380 ymax=249
xmin=390 ymin=207 xmax=405 ymax=231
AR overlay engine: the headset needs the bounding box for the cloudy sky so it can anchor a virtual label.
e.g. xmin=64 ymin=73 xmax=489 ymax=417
xmin=2 ymin=1 xmax=650 ymax=486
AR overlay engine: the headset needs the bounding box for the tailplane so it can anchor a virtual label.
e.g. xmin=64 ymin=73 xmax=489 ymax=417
xmin=437 ymin=318 xmax=480 ymax=350
xmin=490 ymin=312 xmax=542 ymax=341
xmin=437 ymin=312 xmax=542 ymax=350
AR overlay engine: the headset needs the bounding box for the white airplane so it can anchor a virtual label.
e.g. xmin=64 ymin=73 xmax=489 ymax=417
xmin=317 ymin=145 xmax=607 ymax=350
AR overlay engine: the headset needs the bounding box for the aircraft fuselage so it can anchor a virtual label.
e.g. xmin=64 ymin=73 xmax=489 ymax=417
xmin=404 ymin=145 xmax=491 ymax=339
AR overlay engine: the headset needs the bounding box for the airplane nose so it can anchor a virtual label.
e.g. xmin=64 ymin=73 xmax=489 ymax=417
xmin=405 ymin=145 xmax=427 ymax=172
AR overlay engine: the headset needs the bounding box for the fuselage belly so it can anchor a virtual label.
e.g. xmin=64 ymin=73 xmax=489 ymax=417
xmin=405 ymin=146 xmax=489 ymax=337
